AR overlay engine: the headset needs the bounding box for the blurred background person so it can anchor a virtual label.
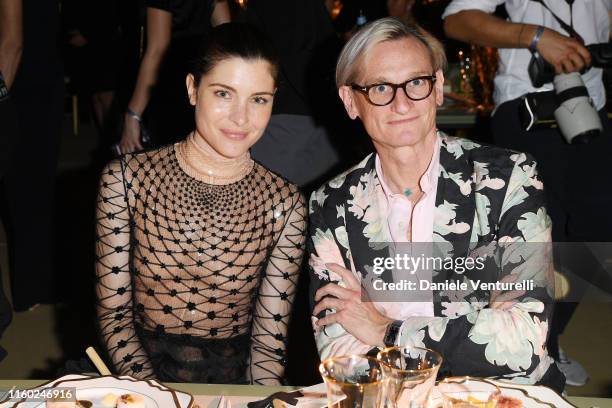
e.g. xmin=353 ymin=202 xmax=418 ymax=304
xmin=333 ymin=0 xmax=388 ymax=40
xmin=244 ymin=0 xmax=344 ymax=191
xmin=387 ymin=0 xmax=416 ymax=24
xmin=333 ymin=0 xmax=415 ymax=40
xmin=61 ymin=0 xmax=124 ymax=139
xmin=118 ymin=0 xmax=230 ymax=154
xmin=0 ymin=0 xmax=21 ymax=358
xmin=0 ymin=0 xmax=64 ymax=312
xmin=443 ymin=0 xmax=612 ymax=388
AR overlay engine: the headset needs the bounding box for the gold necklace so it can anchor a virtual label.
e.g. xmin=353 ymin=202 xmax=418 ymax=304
xmin=175 ymin=132 xmax=254 ymax=185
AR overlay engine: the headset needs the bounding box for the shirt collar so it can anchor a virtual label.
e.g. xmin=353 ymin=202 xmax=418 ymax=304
xmin=375 ymin=133 xmax=441 ymax=199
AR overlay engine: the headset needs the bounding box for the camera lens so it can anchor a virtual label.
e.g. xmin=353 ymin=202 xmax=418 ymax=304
xmin=553 ymin=73 xmax=602 ymax=144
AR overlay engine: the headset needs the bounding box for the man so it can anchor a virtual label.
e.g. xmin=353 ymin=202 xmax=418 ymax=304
xmin=307 ymin=17 xmax=564 ymax=391
xmin=443 ymin=0 xmax=612 ymax=387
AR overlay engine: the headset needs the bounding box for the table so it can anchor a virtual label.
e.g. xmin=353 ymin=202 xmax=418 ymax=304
xmin=436 ymin=105 xmax=478 ymax=129
xmin=0 ymin=380 xmax=610 ymax=407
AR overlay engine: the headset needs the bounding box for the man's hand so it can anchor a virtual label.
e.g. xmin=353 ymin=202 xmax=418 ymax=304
xmin=489 ymin=274 xmax=526 ymax=311
xmin=313 ymin=263 xmax=394 ymax=347
xmin=537 ymin=28 xmax=591 ymax=74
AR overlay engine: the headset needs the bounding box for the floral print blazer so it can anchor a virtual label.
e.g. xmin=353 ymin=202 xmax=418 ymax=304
xmin=307 ymin=132 xmax=562 ymax=387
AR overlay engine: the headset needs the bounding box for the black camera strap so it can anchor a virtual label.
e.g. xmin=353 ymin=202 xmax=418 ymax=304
xmin=556 ymin=86 xmax=589 ymax=105
xmin=530 ymin=0 xmax=584 ymax=44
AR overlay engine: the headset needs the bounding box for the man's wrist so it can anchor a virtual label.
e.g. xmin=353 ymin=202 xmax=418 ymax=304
xmin=382 ymin=320 xmax=403 ymax=347
xmin=528 ymin=25 xmax=546 ymax=53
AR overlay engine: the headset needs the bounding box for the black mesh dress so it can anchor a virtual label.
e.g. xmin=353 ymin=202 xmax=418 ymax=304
xmin=95 ymin=138 xmax=306 ymax=384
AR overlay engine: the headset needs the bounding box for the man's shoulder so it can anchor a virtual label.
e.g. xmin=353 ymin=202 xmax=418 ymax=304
xmin=309 ymin=153 xmax=375 ymax=212
xmin=319 ymin=153 xmax=374 ymax=190
xmin=441 ymin=133 xmax=534 ymax=174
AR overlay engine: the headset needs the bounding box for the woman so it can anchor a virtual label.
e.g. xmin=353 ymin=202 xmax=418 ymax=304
xmin=118 ymin=0 xmax=230 ymax=154
xmin=62 ymin=0 xmax=124 ymax=134
xmin=308 ymin=18 xmax=564 ymax=391
xmin=96 ymin=23 xmax=306 ymax=385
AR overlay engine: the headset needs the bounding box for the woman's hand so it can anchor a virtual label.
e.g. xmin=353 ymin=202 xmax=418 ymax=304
xmin=121 ymin=7 xmax=171 ymax=155
xmin=313 ymin=263 xmax=394 ymax=347
xmin=119 ymin=114 xmax=143 ymax=154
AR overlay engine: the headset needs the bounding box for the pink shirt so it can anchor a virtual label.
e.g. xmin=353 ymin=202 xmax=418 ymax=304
xmin=311 ymin=136 xmax=442 ymax=357
xmin=373 ymin=135 xmax=440 ymax=320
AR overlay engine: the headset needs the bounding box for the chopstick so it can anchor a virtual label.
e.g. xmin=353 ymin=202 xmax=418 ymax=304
xmin=85 ymin=346 xmax=112 ymax=375
xmin=217 ymin=396 xmax=231 ymax=408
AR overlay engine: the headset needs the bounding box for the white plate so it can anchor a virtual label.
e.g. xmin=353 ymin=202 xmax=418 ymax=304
xmin=193 ymin=383 xmax=345 ymax=408
xmin=0 ymin=375 xmax=193 ymax=408
xmin=491 ymin=381 xmax=576 ymax=408
xmin=430 ymin=380 xmax=575 ymax=408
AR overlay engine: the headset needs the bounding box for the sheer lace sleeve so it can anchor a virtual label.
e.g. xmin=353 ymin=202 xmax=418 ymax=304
xmin=95 ymin=159 xmax=155 ymax=379
xmin=248 ymin=189 xmax=307 ymax=385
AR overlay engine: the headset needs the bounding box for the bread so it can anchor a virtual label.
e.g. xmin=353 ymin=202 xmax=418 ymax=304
xmin=101 ymin=393 xmax=119 ymax=407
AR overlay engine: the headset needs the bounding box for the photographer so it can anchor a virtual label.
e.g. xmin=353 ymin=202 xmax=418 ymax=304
xmin=443 ymin=0 xmax=612 ymax=388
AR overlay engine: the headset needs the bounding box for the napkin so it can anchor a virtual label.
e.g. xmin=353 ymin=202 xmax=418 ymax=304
xmin=246 ymin=391 xmax=304 ymax=408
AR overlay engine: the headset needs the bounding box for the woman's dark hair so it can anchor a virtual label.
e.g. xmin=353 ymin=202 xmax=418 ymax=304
xmin=191 ymin=23 xmax=279 ymax=86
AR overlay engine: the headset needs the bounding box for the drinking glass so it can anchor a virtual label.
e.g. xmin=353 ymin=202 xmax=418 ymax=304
xmin=377 ymin=346 xmax=443 ymax=408
xmin=438 ymin=377 xmax=501 ymax=408
xmin=319 ymin=354 xmax=384 ymax=408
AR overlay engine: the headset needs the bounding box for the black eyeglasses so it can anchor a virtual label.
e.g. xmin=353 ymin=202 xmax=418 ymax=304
xmin=350 ymin=75 xmax=437 ymax=106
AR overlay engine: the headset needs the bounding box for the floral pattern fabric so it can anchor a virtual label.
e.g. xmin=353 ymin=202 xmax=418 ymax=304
xmin=307 ymin=132 xmax=563 ymax=388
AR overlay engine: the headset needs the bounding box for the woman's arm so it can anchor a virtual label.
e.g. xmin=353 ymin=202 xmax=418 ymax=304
xmin=96 ymin=160 xmax=155 ymax=378
xmin=0 ymin=0 xmax=23 ymax=90
xmin=211 ymin=0 xmax=231 ymax=26
xmin=307 ymin=198 xmax=374 ymax=361
xmin=248 ymin=189 xmax=307 ymax=385
xmin=119 ymin=7 xmax=171 ymax=154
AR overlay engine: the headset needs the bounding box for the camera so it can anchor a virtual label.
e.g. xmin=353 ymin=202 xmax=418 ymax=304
xmin=528 ymin=43 xmax=612 ymax=86
xmin=553 ymin=72 xmax=602 ymax=144
xmin=520 ymin=43 xmax=612 ymax=144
